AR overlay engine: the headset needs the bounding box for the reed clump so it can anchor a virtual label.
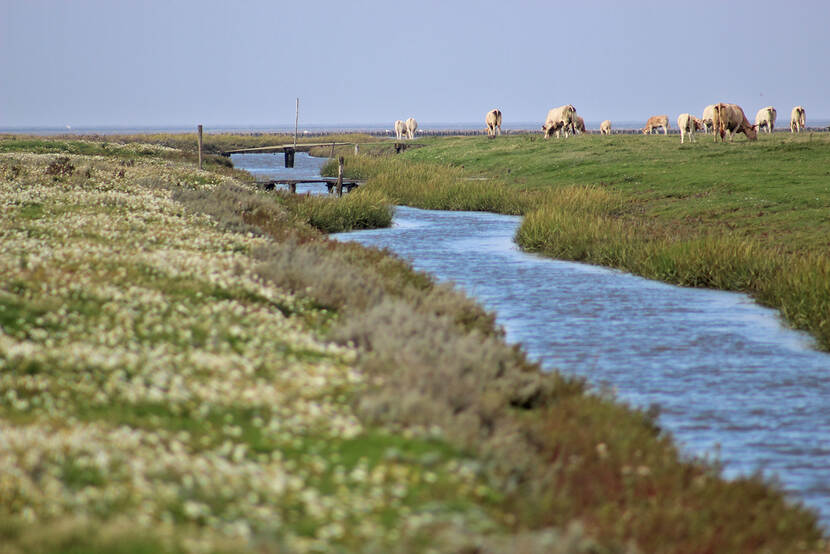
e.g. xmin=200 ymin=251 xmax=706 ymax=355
xmin=275 ymin=188 xmax=394 ymax=233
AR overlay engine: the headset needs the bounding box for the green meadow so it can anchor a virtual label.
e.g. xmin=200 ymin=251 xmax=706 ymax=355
xmin=1 ymin=135 xmax=827 ymax=553
xmin=324 ymin=131 xmax=830 ymax=349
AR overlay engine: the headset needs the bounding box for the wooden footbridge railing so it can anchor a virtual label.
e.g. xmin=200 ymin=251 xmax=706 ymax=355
xmin=222 ymin=141 xmax=424 ymax=167
xmin=259 ymin=177 xmax=365 ymax=195
xmin=222 ymin=142 xmax=352 ymax=167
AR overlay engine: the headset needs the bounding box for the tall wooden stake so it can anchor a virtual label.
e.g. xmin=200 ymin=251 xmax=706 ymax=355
xmin=336 ymin=156 xmax=344 ymax=197
xmin=294 ymin=98 xmax=299 ymax=147
xmin=197 ymin=124 xmax=203 ymax=169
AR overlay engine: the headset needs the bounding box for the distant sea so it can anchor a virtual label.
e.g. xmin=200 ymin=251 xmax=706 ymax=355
xmin=3 ymin=120 xmax=829 ymax=135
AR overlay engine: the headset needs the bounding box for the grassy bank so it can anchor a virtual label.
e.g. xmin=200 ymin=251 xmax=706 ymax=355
xmin=1 ymin=135 xmax=827 ymax=553
xmin=324 ymin=132 xmax=830 ymax=349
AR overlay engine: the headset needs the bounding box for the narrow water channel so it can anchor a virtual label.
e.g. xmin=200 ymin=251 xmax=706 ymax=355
xmin=233 ymin=153 xmax=830 ymax=528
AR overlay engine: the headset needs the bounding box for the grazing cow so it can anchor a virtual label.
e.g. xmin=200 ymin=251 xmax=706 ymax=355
xmin=701 ymin=104 xmax=715 ymax=133
xmin=711 ymin=103 xmax=757 ymax=142
xmin=405 ymin=117 xmax=418 ymax=139
xmin=642 ymin=115 xmax=669 ymax=135
xmin=541 ymin=104 xmax=577 ymax=139
xmin=600 ymin=120 xmax=612 ymax=135
xmin=693 ymin=117 xmax=704 ymax=131
xmin=754 ymin=106 xmax=777 ymax=134
xmin=571 ymin=115 xmax=586 ymax=135
xmin=790 ymin=106 xmax=806 ymax=133
xmin=485 ymin=109 xmax=503 ymax=138
xmin=677 ymin=113 xmax=697 ymax=144
xmin=394 ymin=119 xmax=406 ymax=140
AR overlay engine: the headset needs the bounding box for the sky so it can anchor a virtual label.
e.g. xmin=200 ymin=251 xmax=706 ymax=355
xmin=2 ymin=0 xmax=829 ymax=129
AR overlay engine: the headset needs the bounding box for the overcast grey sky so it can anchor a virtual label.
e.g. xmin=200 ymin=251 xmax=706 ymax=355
xmin=2 ymin=0 xmax=828 ymax=128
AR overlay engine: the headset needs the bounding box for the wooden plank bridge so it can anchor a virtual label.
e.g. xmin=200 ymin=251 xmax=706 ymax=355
xmin=222 ymin=142 xmax=352 ymax=168
xmin=259 ymin=178 xmax=365 ymax=195
xmin=222 ymin=141 xmax=423 ymax=167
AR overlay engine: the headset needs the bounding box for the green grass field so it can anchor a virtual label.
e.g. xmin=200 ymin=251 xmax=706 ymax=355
xmin=325 ymin=131 xmax=830 ymax=349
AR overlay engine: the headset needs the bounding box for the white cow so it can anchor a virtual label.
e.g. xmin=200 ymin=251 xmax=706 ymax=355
xmin=677 ymin=113 xmax=696 ymax=144
xmin=394 ymin=119 xmax=406 ymax=140
xmin=701 ymin=104 xmax=715 ymax=134
xmin=405 ymin=117 xmax=418 ymax=139
xmin=755 ymin=106 xmax=777 ymax=134
xmin=790 ymin=106 xmax=806 ymax=133
xmin=541 ymin=104 xmax=577 ymax=139
xmin=600 ymin=120 xmax=612 ymax=135
xmin=485 ymin=109 xmax=502 ymax=138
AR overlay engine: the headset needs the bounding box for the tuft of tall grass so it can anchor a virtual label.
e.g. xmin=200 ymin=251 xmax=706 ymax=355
xmin=275 ymin=188 xmax=394 ymax=233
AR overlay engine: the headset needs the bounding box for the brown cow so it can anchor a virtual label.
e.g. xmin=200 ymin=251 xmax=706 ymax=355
xmin=642 ymin=115 xmax=669 ymax=135
xmin=712 ymin=103 xmax=757 ymax=142
xmin=570 ymin=115 xmax=586 ymax=135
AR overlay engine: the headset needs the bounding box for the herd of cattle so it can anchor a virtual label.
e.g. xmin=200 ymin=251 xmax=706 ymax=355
xmin=394 ymin=104 xmax=808 ymax=144
xmin=538 ymin=103 xmax=808 ymax=143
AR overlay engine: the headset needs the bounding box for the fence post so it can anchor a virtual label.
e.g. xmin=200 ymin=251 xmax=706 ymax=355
xmin=336 ymin=156 xmax=344 ymax=197
xmin=197 ymin=124 xmax=203 ymax=170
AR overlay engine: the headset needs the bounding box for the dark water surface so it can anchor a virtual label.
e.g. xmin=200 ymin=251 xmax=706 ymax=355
xmin=233 ymin=154 xmax=830 ymax=528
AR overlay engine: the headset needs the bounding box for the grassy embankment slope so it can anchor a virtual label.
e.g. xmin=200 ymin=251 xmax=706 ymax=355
xmin=0 ymin=135 xmax=826 ymax=553
xmin=325 ymin=131 xmax=830 ymax=350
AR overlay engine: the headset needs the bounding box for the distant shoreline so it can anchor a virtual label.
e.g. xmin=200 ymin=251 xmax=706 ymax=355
xmin=3 ymin=120 xmax=830 ymax=136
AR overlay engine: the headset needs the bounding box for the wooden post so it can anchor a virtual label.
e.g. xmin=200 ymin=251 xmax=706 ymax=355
xmin=289 ymin=183 xmax=297 ymax=194
xmin=284 ymin=147 xmax=295 ymax=168
xmin=330 ymin=142 xmax=336 ymax=158
xmin=294 ymin=98 xmax=299 ymax=147
xmin=354 ymin=143 xmax=360 ymax=156
xmin=197 ymin=125 xmax=203 ymax=170
xmin=336 ymin=156 xmax=344 ymax=197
